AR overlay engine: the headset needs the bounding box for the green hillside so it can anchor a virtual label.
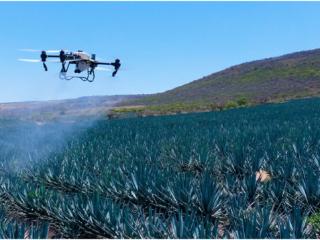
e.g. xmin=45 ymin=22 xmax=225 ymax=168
xmin=120 ymin=48 xmax=320 ymax=114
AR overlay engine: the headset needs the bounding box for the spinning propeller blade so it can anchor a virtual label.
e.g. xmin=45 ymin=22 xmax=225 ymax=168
xmin=18 ymin=58 xmax=41 ymax=62
xmin=64 ymin=59 xmax=83 ymax=62
xmin=95 ymin=67 xmax=111 ymax=71
xmin=18 ymin=49 xmax=68 ymax=53
xmin=46 ymin=50 xmax=69 ymax=53
xmin=18 ymin=58 xmax=60 ymax=63
xmin=18 ymin=49 xmax=42 ymax=53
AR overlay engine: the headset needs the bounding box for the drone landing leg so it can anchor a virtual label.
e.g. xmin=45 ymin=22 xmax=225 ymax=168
xmin=43 ymin=62 xmax=48 ymax=71
xmin=61 ymin=63 xmax=66 ymax=72
xmin=80 ymin=70 xmax=95 ymax=82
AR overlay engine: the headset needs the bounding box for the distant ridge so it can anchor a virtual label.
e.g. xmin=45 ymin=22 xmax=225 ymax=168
xmin=124 ymin=48 xmax=320 ymax=107
xmin=0 ymin=95 xmax=144 ymax=120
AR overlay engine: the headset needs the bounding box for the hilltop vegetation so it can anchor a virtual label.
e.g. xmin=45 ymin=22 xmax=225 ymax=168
xmin=117 ymin=48 xmax=320 ymax=115
xmin=1 ymin=98 xmax=320 ymax=237
xmin=111 ymin=97 xmax=249 ymax=118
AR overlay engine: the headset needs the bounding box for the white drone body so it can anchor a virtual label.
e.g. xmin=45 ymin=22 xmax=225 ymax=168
xmin=19 ymin=49 xmax=121 ymax=82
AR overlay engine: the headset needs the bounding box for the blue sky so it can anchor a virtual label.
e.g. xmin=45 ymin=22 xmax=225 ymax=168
xmin=1 ymin=2 xmax=320 ymax=102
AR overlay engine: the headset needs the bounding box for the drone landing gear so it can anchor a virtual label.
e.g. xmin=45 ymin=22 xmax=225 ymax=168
xmin=59 ymin=69 xmax=95 ymax=82
xmin=61 ymin=62 xmax=66 ymax=73
xmin=43 ymin=62 xmax=48 ymax=71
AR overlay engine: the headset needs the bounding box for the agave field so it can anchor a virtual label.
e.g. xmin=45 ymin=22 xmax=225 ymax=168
xmin=1 ymin=98 xmax=320 ymax=238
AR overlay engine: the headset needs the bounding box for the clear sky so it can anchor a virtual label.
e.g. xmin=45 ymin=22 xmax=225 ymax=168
xmin=1 ymin=2 xmax=320 ymax=103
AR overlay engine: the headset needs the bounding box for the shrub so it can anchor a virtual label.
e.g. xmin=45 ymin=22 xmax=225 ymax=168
xmin=224 ymin=100 xmax=238 ymax=109
xmin=236 ymin=97 xmax=248 ymax=106
xmin=308 ymin=212 xmax=320 ymax=233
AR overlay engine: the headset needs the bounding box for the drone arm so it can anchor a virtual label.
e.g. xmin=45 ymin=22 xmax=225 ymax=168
xmin=46 ymin=55 xmax=60 ymax=58
xmin=95 ymin=61 xmax=120 ymax=67
xmin=95 ymin=62 xmax=111 ymax=65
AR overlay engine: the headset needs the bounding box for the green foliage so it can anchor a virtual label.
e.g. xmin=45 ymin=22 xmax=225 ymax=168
xmin=224 ymin=100 xmax=238 ymax=109
xmin=308 ymin=212 xmax=320 ymax=233
xmin=236 ymin=96 xmax=249 ymax=106
xmin=111 ymin=99 xmax=252 ymax=117
xmin=111 ymin=101 xmax=221 ymax=116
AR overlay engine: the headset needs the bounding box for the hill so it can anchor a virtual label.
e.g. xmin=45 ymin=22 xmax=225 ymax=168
xmin=118 ymin=48 xmax=320 ymax=113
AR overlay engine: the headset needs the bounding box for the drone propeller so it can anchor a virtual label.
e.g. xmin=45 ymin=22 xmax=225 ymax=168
xmin=65 ymin=59 xmax=83 ymax=62
xmin=19 ymin=49 xmax=69 ymax=53
xmin=18 ymin=58 xmax=59 ymax=63
xmin=18 ymin=58 xmax=41 ymax=63
xmin=95 ymin=67 xmax=111 ymax=71
xmin=46 ymin=50 xmax=66 ymax=53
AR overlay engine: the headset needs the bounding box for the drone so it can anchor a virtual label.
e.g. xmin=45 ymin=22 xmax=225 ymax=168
xmin=18 ymin=49 xmax=121 ymax=82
